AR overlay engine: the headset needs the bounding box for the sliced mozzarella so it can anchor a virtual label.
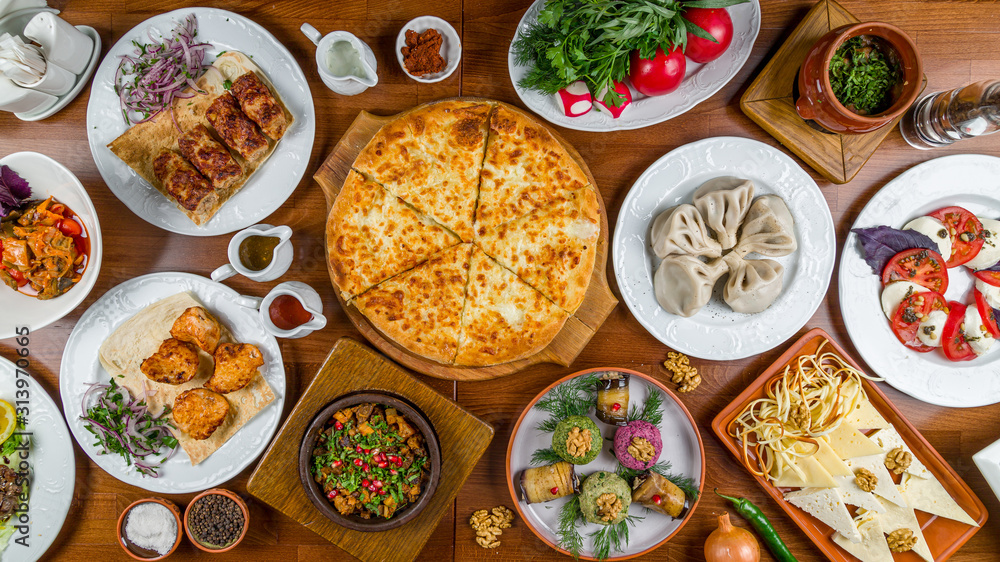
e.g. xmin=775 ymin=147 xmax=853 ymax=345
xmin=915 ymin=309 xmax=948 ymax=348
xmin=963 ymin=305 xmax=995 ymax=356
xmin=880 ymin=281 xmax=928 ymax=320
xmin=965 ymin=218 xmax=1000 ymax=269
xmin=904 ymin=216 xmax=952 ymax=260
xmin=977 ymin=279 xmax=1000 ymax=308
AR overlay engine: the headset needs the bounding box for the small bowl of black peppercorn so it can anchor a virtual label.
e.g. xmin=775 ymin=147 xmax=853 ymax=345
xmin=183 ymin=489 xmax=249 ymax=553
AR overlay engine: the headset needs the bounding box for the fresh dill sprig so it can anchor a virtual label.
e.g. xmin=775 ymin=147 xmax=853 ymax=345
xmin=534 ymin=373 xmax=601 ymax=432
xmin=616 ymin=460 xmax=700 ymax=501
xmin=589 ymin=515 xmax=643 ymax=561
xmin=558 ymin=495 xmax=584 ymax=559
xmin=531 ymin=447 xmax=565 ymax=466
xmin=627 ymin=387 xmax=664 ymax=426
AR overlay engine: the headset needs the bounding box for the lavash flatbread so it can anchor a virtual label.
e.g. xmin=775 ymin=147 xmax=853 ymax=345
xmin=98 ymin=292 xmax=275 ymax=465
xmin=107 ymin=51 xmax=294 ymax=226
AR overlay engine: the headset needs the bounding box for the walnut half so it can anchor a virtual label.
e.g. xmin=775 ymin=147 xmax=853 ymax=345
xmin=855 ymin=467 xmax=878 ymax=492
xmin=664 ymin=352 xmax=701 ymax=393
xmin=596 ymin=493 xmax=623 ymax=522
xmin=469 ymin=506 xmax=515 ymax=549
xmin=887 ymin=528 xmax=917 ymax=553
xmin=885 ymin=447 xmax=913 ymax=475
xmin=627 ymin=437 xmax=655 ymax=463
xmin=566 ymin=426 xmax=592 ymax=458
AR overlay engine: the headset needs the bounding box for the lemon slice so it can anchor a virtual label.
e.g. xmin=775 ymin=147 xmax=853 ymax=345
xmin=0 ymin=400 xmax=16 ymax=445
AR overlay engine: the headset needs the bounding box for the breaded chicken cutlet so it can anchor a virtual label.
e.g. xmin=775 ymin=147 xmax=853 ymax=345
xmin=173 ymin=388 xmax=230 ymax=440
xmin=204 ymin=343 xmax=264 ymax=394
xmin=170 ymin=306 xmax=222 ymax=354
xmin=140 ymin=338 xmax=201 ymax=385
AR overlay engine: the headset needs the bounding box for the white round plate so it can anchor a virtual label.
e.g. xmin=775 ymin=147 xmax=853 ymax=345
xmin=507 ymin=0 xmax=760 ymax=132
xmin=0 ymin=357 xmax=75 ymax=562
xmin=840 ymin=154 xmax=1000 ymax=407
xmin=0 ymin=152 xmax=103 ymax=339
xmin=59 ymin=272 xmax=285 ymax=493
xmin=86 ymin=8 xmax=315 ymax=236
xmin=613 ymin=137 xmax=835 ymax=360
xmin=507 ymin=368 xmax=704 ymax=560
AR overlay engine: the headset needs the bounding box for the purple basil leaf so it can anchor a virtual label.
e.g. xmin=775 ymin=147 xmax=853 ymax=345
xmin=0 ymin=165 xmax=31 ymax=217
xmin=979 ymin=261 xmax=1000 ymax=272
xmin=852 ymin=225 xmax=939 ymax=274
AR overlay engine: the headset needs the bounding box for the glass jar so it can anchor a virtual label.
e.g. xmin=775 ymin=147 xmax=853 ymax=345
xmin=900 ymin=80 xmax=1000 ymax=149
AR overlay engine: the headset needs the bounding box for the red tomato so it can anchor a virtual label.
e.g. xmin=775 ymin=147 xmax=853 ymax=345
xmin=58 ymin=218 xmax=83 ymax=237
xmin=683 ymin=8 xmax=734 ymax=63
xmin=942 ymin=302 xmax=978 ymax=361
xmin=890 ymin=291 xmax=949 ymax=352
xmin=974 ymin=288 xmax=1000 ymax=338
xmin=2 ymin=267 xmax=28 ymax=288
xmin=973 ymin=269 xmax=1000 ymax=287
xmin=929 ymin=206 xmax=984 ymax=267
xmin=628 ymin=47 xmax=686 ymax=96
xmin=881 ymin=248 xmax=949 ymax=293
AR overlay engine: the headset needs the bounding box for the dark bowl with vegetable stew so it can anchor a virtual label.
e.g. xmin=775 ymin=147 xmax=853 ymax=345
xmin=298 ymin=391 xmax=441 ymax=532
xmin=796 ymin=22 xmax=922 ymax=134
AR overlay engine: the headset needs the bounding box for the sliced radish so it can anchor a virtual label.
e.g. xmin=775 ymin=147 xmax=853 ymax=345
xmin=593 ymin=81 xmax=632 ymax=118
xmin=556 ymin=80 xmax=593 ymax=117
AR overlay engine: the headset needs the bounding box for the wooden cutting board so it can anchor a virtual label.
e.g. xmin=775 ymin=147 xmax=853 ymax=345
xmin=247 ymin=337 xmax=494 ymax=562
xmin=313 ymin=98 xmax=617 ymax=381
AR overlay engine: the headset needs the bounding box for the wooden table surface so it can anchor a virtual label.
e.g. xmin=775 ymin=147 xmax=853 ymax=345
xmin=3 ymin=0 xmax=1000 ymax=560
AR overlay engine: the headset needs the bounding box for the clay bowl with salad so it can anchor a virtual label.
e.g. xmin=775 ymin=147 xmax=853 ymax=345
xmin=796 ymin=22 xmax=922 ymax=134
xmin=298 ymin=391 xmax=441 ymax=532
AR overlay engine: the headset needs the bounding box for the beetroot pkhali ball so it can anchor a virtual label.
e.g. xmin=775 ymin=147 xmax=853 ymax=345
xmin=613 ymin=420 xmax=662 ymax=470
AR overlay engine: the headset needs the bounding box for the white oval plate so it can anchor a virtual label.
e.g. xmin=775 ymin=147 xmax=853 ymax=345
xmin=59 ymin=272 xmax=285 ymax=493
xmin=506 ymin=368 xmax=704 ymax=560
xmin=613 ymin=137 xmax=835 ymax=360
xmin=840 ymin=154 xmax=1000 ymax=407
xmin=0 ymin=357 xmax=75 ymax=562
xmin=0 ymin=152 xmax=103 ymax=339
xmin=86 ymin=8 xmax=315 ymax=236
xmin=507 ymin=0 xmax=760 ymax=132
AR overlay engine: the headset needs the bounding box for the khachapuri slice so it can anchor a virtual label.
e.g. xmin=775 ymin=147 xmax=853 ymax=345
xmin=352 ymin=243 xmax=473 ymax=364
xmin=403 ymin=100 xmax=491 ymax=201
xmin=327 ymin=170 xmax=461 ymax=299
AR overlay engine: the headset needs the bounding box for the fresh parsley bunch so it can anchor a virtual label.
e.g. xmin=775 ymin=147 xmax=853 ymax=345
xmin=512 ymin=0 xmax=749 ymax=106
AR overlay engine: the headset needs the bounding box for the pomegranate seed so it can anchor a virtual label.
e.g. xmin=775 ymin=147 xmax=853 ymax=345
xmin=388 ymin=455 xmax=400 ymax=463
xmin=362 ymin=464 xmax=370 ymax=472
xmin=362 ymin=479 xmax=371 ymax=487
xmin=612 ymin=403 xmax=621 ymax=412
xmin=332 ymin=460 xmax=343 ymax=468
xmin=549 ymin=486 xmax=559 ymax=495
xmin=353 ymin=458 xmax=363 ymax=467
xmin=652 ymin=495 xmax=662 ymax=505
xmin=367 ymin=484 xmax=376 ymax=492
xmin=378 ymin=461 xmax=388 ymax=468
xmin=356 ymin=445 xmax=363 ymax=453
xmin=390 ymin=469 xmax=398 ymax=475
xmin=374 ymin=480 xmax=383 ymax=489
xmin=327 ymin=490 xmax=337 ymax=499
xmin=379 ymin=489 xmax=387 ymax=495
xmin=364 ymin=449 xmax=371 ymax=454
xmin=334 ymin=421 xmax=343 ymax=430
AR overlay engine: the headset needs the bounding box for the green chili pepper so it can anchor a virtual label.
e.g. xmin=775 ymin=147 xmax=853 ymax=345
xmin=715 ymin=489 xmax=798 ymax=562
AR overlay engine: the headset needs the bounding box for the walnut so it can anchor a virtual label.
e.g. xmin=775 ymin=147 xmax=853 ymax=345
xmin=566 ymin=426 xmax=592 ymax=458
xmin=884 ymin=447 xmax=913 ymax=475
xmin=855 ymin=467 xmax=878 ymax=492
xmin=664 ymin=352 xmax=701 ymax=393
xmin=469 ymin=506 xmax=515 ymax=549
xmin=595 ymin=492 xmax=623 ymax=522
xmin=887 ymin=528 xmax=917 ymax=553
xmin=627 ymin=437 xmax=655 ymax=463
xmin=789 ymin=401 xmax=811 ymax=431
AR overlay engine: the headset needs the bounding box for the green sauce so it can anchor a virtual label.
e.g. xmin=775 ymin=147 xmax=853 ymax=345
xmin=238 ymin=235 xmax=280 ymax=271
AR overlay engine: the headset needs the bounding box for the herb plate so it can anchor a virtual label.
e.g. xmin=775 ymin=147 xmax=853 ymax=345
xmin=506 ymin=0 xmax=760 ymax=132
xmin=840 ymin=154 xmax=1000 ymax=407
xmin=506 ymin=367 xmax=704 ymax=560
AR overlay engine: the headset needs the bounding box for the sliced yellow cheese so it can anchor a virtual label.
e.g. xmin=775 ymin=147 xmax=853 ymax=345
xmin=858 ymin=498 xmax=933 ymax=562
xmin=832 ymin=512 xmax=893 ymax=562
xmin=789 ymin=439 xmax=852 ymax=477
xmin=831 ymin=474 xmax=883 ymax=513
xmin=785 ymin=487 xmax=862 ymax=543
xmin=899 ymin=473 xmax=979 ymax=527
xmin=868 ymin=425 xmax=930 ymax=479
xmin=772 ymin=454 xmax=839 ymax=488
xmin=845 ymin=455 xmax=907 ymax=507
xmin=825 ymin=422 xmax=884 ymax=459
xmin=842 ymin=388 xmax=890 ymax=430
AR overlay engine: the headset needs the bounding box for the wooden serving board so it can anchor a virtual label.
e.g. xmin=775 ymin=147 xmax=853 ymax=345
xmin=740 ymin=0 xmax=920 ymax=184
xmin=246 ymin=337 xmax=494 ymax=562
xmin=313 ymin=98 xmax=617 ymax=381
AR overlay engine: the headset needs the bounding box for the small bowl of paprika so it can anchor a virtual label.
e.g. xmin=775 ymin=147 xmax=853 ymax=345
xmin=395 ymin=16 xmax=461 ymax=83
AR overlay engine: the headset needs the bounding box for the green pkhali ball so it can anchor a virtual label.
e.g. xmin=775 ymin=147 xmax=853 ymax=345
xmin=551 ymin=415 xmax=602 ymax=465
xmin=579 ymin=471 xmax=631 ymax=526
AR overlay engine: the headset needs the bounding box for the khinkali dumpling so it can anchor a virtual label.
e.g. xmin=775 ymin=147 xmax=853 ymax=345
xmin=653 ymin=255 xmax=728 ymax=317
xmin=722 ymin=254 xmax=784 ymax=313
xmin=650 ymin=204 xmax=722 ymax=259
xmin=693 ymin=176 xmax=755 ymax=250
xmin=733 ymin=195 xmax=797 ymax=257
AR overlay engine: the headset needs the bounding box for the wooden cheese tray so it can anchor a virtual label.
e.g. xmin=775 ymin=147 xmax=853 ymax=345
xmin=246 ymin=337 xmax=494 ymax=562
xmin=711 ymin=328 xmax=987 ymax=562
xmin=314 ymin=98 xmax=617 ymax=381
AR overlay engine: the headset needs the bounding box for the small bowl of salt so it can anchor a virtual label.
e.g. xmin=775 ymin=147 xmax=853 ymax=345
xmin=117 ymin=498 xmax=183 ymax=560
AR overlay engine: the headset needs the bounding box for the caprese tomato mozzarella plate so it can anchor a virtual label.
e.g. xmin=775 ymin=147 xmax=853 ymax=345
xmin=855 ymin=205 xmax=1000 ymax=362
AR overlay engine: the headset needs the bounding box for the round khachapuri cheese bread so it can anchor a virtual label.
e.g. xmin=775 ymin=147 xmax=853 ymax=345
xmin=326 ymin=100 xmax=601 ymax=366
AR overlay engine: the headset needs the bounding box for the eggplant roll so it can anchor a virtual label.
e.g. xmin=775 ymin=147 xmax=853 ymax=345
xmin=631 ymin=471 xmax=686 ymax=518
xmin=178 ymin=124 xmax=243 ymax=191
xmin=595 ymin=372 xmax=630 ymax=426
xmin=519 ymin=462 xmax=580 ymax=504
xmin=205 ymin=93 xmax=268 ymax=162
xmin=230 ymin=71 xmax=288 ymax=140
xmin=152 ymin=150 xmax=217 ymax=213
